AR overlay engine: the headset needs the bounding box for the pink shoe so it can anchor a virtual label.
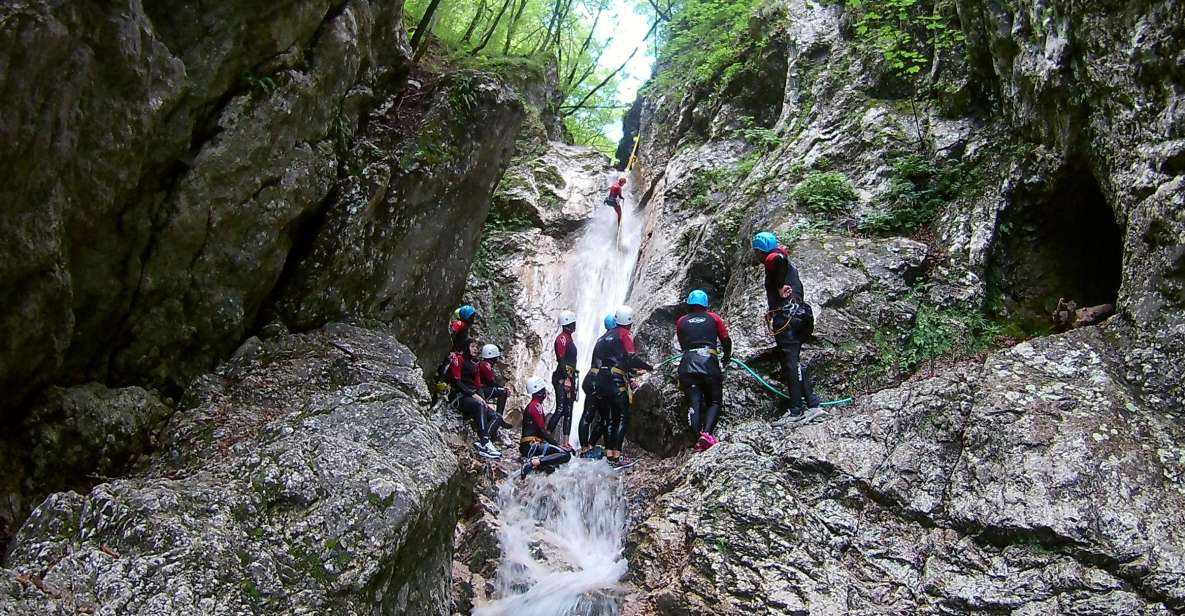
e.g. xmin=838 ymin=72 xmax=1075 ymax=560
xmin=704 ymin=433 xmax=719 ymax=447
xmin=693 ymin=433 xmax=709 ymax=452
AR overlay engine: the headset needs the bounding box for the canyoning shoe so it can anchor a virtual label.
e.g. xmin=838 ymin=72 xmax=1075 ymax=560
xmin=484 ymin=441 xmax=502 ymax=458
xmin=694 ymin=433 xmax=710 ymax=452
xmin=802 ymin=407 xmax=830 ymax=424
xmin=703 ymin=433 xmax=719 ymax=448
xmin=608 ymin=456 xmax=638 ymax=470
xmin=475 ymin=441 xmax=501 ymax=459
xmin=580 ymin=447 xmax=605 ymax=460
xmin=776 ymin=407 xmax=807 ymax=426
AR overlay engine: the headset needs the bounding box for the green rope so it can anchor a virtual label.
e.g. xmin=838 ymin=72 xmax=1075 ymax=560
xmin=655 ymin=353 xmax=854 ymax=407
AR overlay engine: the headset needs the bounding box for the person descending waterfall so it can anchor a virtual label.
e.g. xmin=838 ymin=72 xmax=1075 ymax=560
xmin=548 ymin=310 xmax=579 ymax=447
xmin=676 ymin=290 xmax=733 ymax=451
xmin=578 ymin=313 xmax=617 ymax=458
xmin=478 ymin=344 xmax=511 ymax=421
xmin=751 ymin=231 xmax=824 ymax=424
xmin=603 ymin=176 xmax=627 ymax=224
xmin=593 ymin=305 xmax=652 ymax=467
xmin=435 ymin=304 xmax=479 ymax=389
xmin=519 ymin=376 xmax=573 ymax=478
xmin=450 ymin=341 xmax=504 ymax=459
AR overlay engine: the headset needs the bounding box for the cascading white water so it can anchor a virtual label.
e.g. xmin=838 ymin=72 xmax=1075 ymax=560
xmin=473 ymin=462 xmax=628 ymax=615
xmin=565 ymin=171 xmax=644 ymax=445
xmin=473 ymin=170 xmax=643 ymax=615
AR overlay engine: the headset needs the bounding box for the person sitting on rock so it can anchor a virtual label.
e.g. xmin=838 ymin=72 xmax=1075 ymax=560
xmin=592 ymin=304 xmax=652 ymax=467
xmin=450 ymin=341 xmax=504 ymax=459
xmin=676 ymin=290 xmax=732 ymax=451
xmin=751 ymin=231 xmax=823 ymax=425
xmin=520 ymin=376 xmax=573 ymax=478
xmin=434 ymin=304 xmax=480 ymax=390
xmin=549 ymin=310 xmax=579 ymax=448
xmin=604 ymin=176 xmax=627 ymax=224
xmin=478 ymin=343 xmax=510 ymax=420
xmin=578 ymin=313 xmax=617 ymax=458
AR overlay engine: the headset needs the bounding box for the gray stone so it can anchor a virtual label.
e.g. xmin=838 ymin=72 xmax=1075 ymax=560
xmin=0 ymin=324 xmax=461 ymax=615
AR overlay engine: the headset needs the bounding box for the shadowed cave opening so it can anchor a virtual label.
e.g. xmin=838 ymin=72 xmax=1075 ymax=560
xmin=987 ymin=164 xmax=1123 ymax=335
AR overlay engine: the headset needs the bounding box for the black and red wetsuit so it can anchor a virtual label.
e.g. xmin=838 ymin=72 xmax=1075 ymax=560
xmin=676 ymin=308 xmax=733 ymax=436
xmin=450 ymin=351 xmax=499 ymax=444
xmin=762 ymin=245 xmax=817 ymax=412
xmin=548 ymin=328 xmax=578 ymax=442
xmin=449 ymin=319 xmax=475 ymax=353
xmin=479 ymin=358 xmax=509 ymax=418
xmin=604 ymin=183 xmax=624 ymax=222
xmin=591 ymin=326 xmax=652 ymax=452
xmin=520 ymin=394 xmax=572 ymax=475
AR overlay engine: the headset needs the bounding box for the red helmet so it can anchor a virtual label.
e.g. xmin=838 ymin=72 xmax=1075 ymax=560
xmin=617 ymin=177 xmax=627 ymax=185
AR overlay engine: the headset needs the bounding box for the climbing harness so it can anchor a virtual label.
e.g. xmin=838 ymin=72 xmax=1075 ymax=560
xmin=655 ymin=353 xmax=853 ymax=407
xmin=764 ymin=302 xmax=812 ymax=337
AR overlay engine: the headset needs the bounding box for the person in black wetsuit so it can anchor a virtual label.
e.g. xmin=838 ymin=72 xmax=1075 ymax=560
xmin=676 ymin=289 xmax=732 ymax=451
xmin=578 ymin=313 xmax=617 ymax=458
xmin=478 ymin=343 xmax=510 ymax=420
xmin=449 ymin=341 xmax=504 ymax=459
xmin=519 ymin=376 xmax=573 ymax=478
xmin=592 ymin=305 xmax=652 ymax=467
xmin=548 ymin=310 xmax=578 ymax=447
xmin=751 ymin=231 xmax=823 ymax=424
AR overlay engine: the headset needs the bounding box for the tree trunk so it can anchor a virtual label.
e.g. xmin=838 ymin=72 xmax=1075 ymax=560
xmin=460 ymin=0 xmax=488 ymax=44
xmin=470 ymin=0 xmax=515 ymax=54
xmin=410 ymin=0 xmax=446 ymax=60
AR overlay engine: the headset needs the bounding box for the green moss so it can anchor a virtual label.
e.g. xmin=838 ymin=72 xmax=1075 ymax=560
xmin=859 ymin=154 xmax=980 ymax=236
xmin=873 ymin=283 xmax=1002 ymax=376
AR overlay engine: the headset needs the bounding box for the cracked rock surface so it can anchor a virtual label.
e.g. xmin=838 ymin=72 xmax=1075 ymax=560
xmin=0 ymin=324 xmax=461 ymax=615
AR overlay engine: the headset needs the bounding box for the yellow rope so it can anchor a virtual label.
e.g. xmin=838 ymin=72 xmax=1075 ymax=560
xmin=626 ymin=135 xmax=640 ymax=171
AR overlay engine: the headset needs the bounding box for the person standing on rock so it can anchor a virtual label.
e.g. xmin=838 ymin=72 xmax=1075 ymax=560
xmin=751 ymin=232 xmax=823 ymax=424
xmin=520 ymin=376 xmax=573 ymax=478
xmin=676 ymin=290 xmax=732 ymax=451
xmin=578 ymin=313 xmax=617 ymax=458
xmin=604 ymin=176 xmax=627 ymax=224
xmin=450 ymin=341 xmax=504 ymax=459
xmin=548 ymin=310 xmax=579 ymax=447
xmin=478 ymin=343 xmax=511 ymax=421
xmin=593 ymin=305 xmax=652 ymax=467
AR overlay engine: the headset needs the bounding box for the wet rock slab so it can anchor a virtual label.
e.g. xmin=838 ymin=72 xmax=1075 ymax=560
xmin=0 ymin=324 xmax=461 ymax=615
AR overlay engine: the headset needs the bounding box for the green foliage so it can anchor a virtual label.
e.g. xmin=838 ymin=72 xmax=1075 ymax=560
xmin=781 ymin=219 xmax=831 ymax=246
xmin=859 ymin=154 xmax=978 ymax=236
xmin=876 ymin=283 xmax=1001 ymax=375
xmin=241 ymin=72 xmax=276 ymax=97
xmin=791 ymin=171 xmax=858 ymax=215
xmin=845 ymin=0 xmax=965 ymax=80
xmin=651 ymin=0 xmax=763 ymax=91
xmin=735 ymin=115 xmax=781 ymax=152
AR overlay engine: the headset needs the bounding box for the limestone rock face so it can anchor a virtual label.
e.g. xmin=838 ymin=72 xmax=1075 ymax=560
xmin=0 ymin=384 xmax=172 ymax=542
xmin=0 ymin=324 xmax=461 ymax=615
xmin=628 ymin=328 xmax=1183 ymax=614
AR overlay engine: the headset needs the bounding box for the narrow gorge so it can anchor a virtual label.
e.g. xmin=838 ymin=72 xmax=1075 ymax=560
xmin=2 ymin=0 xmax=1184 ymax=615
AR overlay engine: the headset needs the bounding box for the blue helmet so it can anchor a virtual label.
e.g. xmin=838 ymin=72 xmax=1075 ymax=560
xmin=458 ymin=304 xmax=477 ymax=320
xmin=687 ymin=289 xmax=709 ymax=307
xmin=752 ymin=231 xmax=778 ymax=253
xmin=603 ymin=313 xmax=617 ymax=330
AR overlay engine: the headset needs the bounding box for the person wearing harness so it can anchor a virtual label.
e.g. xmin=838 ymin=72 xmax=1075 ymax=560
xmin=604 ymin=177 xmax=627 ymax=224
xmin=520 ymin=376 xmax=573 ymax=478
xmin=676 ymin=290 xmax=732 ymax=451
xmin=450 ymin=341 xmax=503 ymax=459
xmin=548 ymin=310 xmax=579 ymax=447
xmin=578 ymin=313 xmax=617 ymax=458
xmin=478 ymin=344 xmax=512 ymax=423
xmin=752 ymin=231 xmax=823 ymax=424
xmin=592 ymin=305 xmax=652 ymax=467
xmin=435 ymin=304 xmax=480 ymax=390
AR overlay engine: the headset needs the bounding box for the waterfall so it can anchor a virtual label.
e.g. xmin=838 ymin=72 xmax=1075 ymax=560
xmin=473 ymin=170 xmax=643 ymax=615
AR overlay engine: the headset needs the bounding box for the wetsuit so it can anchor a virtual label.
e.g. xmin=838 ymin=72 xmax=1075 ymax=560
xmin=548 ymin=328 xmax=578 ymax=443
xmin=592 ymin=326 xmax=652 ymax=452
xmin=578 ymin=356 xmax=610 ymax=449
xmin=478 ymin=358 xmax=509 ymax=418
xmin=521 ymin=395 xmax=572 ymax=475
xmin=449 ymin=351 xmax=499 ymax=445
xmin=449 ymin=318 xmax=475 ymax=353
xmin=763 ymin=246 xmax=818 ymax=411
xmin=676 ymin=308 xmax=732 ymax=436
xmin=604 ymin=183 xmax=624 ymax=222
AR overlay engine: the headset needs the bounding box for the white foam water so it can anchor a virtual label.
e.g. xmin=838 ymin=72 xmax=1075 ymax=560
xmin=473 ymin=461 xmax=627 ymax=616
xmin=474 ymin=170 xmax=643 ymax=615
